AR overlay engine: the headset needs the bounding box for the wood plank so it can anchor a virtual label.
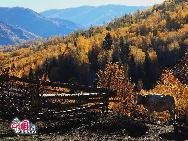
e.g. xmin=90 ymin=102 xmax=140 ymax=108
xmin=43 ymin=98 xmax=104 ymax=109
xmin=0 ymin=75 xmax=116 ymax=96
xmin=39 ymin=103 xmax=103 ymax=117
xmin=42 ymin=93 xmax=109 ymax=100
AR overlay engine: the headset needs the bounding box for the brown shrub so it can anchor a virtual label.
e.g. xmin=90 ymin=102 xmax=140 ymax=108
xmin=97 ymin=63 xmax=135 ymax=115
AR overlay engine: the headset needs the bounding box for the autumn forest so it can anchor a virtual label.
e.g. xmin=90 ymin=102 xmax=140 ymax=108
xmin=0 ymin=0 xmax=188 ymax=119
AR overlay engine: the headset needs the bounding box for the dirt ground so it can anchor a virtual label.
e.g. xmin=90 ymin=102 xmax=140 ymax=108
xmin=0 ymin=112 xmax=188 ymax=141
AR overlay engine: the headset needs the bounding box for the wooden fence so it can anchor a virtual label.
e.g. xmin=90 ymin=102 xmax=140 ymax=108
xmin=0 ymin=74 xmax=116 ymax=122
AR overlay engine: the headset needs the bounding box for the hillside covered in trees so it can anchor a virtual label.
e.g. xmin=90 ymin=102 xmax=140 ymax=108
xmin=0 ymin=0 xmax=188 ymax=91
xmin=0 ymin=21 xmax=39 ymax=46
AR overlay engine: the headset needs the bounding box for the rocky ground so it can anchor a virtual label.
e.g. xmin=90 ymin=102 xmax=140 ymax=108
xmin=0 ymin=112 xmax=188 ymax=141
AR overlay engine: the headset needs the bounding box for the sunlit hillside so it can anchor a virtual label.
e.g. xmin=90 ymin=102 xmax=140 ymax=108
xmin=0 ymin=0 xmax=187 ymax=88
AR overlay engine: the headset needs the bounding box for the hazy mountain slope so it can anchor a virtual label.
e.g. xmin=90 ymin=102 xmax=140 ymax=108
xmin=0 ymin=7 xmax=82 ymax=37
xmin=41 ymin=5 xmax=146 ymax=27
xmin=0 ymin=21 xmax=38 ymax=46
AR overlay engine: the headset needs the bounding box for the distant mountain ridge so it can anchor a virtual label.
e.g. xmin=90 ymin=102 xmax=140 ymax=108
xmin=0 ymin=5 xmax=146 ymax=46
xmin=0 ymin=7 xmax=82 ymax=37
xmin=0 ymin=21 xmax=38 ymax=46
xmin=41 ymin=5 xmax=147 ymax=27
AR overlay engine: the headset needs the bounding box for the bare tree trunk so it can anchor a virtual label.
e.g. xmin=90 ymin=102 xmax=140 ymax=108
xmin=186 ymin=105 xmax=188 ymax=125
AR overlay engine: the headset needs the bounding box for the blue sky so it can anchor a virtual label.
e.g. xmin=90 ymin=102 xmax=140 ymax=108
xmin=0 ymin=0 xmax=165 ymax=12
